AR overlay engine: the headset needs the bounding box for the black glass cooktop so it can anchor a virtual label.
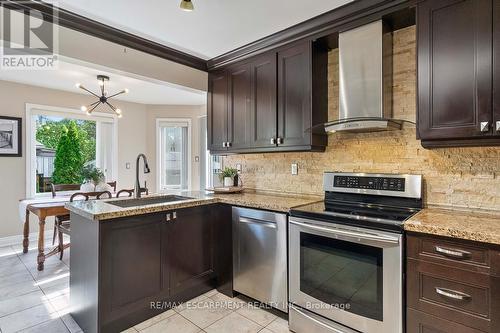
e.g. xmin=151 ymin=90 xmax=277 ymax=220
xmin=290 ymin=199 xmax=421 ymax=232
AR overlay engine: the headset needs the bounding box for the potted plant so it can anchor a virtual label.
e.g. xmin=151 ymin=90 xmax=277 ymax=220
xmin=219 ymin=167 xmax=238 ymax=187
xmin=81 ymin=165 xmax=107 ymax=192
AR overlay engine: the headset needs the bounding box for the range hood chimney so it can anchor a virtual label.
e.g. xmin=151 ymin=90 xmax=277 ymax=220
xmin=325 ymin=20 xmax=412 ymax=132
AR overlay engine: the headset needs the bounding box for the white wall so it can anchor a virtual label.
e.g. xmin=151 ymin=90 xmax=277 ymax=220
xmin=0 ymin=80 xmax=206 ymax=238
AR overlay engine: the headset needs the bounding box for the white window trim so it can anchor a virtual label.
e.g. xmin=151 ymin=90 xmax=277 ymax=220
xmin=156 ymin=118 xmax=192 ymax=192
xmin=25 ymin=103 xmax=118 ymax=198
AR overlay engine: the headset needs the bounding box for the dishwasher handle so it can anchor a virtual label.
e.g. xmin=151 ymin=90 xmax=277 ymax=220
xmin=239 ymin=216 xmax=277 ymax=228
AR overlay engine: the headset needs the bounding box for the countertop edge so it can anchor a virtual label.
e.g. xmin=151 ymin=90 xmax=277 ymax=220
xmin=403 ymin=207 xmax=500 ymax=246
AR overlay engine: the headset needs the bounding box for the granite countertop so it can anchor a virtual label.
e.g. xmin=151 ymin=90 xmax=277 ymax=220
xmin=66 ymin=190 xmax=322 ymax=221
xmin=404 ymin=207 xmax=500 ymax=245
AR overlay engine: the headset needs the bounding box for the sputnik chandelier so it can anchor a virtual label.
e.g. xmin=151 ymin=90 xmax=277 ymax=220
xmin=76 ymin=75 xmax=128 ymax=118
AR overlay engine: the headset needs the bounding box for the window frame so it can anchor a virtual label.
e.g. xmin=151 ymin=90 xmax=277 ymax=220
xmin=25 ymin=103 xmax=118 ymax=198
xmin=156 ymin=117 xmax=192 ymax=192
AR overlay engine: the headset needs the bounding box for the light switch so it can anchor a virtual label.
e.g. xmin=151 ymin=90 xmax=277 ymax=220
xmin=126 ymin=162 xmax=131 ymax=169
xmin=291 ymin=163 xmax=298 ymax=175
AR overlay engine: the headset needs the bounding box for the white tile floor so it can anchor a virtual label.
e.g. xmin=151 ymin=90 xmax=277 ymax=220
xmin=0 ymin=241 xmax=291 ymax=333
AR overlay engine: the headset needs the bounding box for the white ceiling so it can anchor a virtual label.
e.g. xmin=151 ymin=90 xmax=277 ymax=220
xmin=48 ymin=0 xmax=354 ymax=59
xmin=0 ymin=60 xmax=206 ymax=105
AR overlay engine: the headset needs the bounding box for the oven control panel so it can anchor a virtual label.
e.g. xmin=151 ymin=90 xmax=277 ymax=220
xmin=334 ymin=176 xmax=405 ymax=191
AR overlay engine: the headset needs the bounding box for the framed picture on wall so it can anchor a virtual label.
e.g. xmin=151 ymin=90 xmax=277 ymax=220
xmin=0 ymin=116 xmax=22 ymax=157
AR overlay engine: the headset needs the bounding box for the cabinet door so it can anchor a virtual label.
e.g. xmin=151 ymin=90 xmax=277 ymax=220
xmin=251 ymin=53 xmax=278 ymax=148
xmin=277 ymin=42 xmax=312 ymax=147
xmin=494 ymin=0 xmax=500 ymax=136
xmin=101 ymin=213 xmax=164 ymax=321
xmin=418 ymin=0 xmax=492 ymax=140
xmin=168 ymin=206 xmax=215 ymax=295
xmin=208 ymin=71 xmax=228 ymax=151
xmin=227 ymin=62 xmax=252 ymax=150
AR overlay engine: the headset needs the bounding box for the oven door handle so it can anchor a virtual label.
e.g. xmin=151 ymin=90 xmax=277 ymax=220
xmin=290 ymin=219 xmax=400 ymax=245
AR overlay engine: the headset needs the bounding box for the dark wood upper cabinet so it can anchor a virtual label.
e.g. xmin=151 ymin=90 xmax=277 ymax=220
xmin=277 ymin=42 xmax=312 ymax=148
xmin=277 ymin=41 xmax=327 ymax=149
xmin=208 ymin=70 xmax=229 ymax=151
xmin=494 ymin=0 xmax=500 ymax=135
xmin=417 ymin=0 xmax=500 ymax=147
xmin=207 ymin=40 xmax=327 ymax=154
xmin=227 ymin=62 xmax=252 ymax=150
xmin=251 ymin=53 xmax=278 ymax=149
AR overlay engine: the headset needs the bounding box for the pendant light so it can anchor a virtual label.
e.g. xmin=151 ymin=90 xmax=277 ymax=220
xmin=76 ymin=75 xmax=128 ymax=118
xmin=180 ymin=0 xmax=194 ymax=11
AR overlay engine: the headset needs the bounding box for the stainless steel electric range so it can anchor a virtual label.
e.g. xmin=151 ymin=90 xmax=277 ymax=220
xmin=288 ymin=172 xmax=423 ymax=333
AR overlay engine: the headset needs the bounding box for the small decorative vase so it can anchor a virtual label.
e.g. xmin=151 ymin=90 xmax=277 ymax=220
xmin=233 ymin=174 xmax=239 ymax=187
xmin=223 ymin=177 xmax=233 ymax=187
xmin=80 ymin=181 xmax=95 ymax=192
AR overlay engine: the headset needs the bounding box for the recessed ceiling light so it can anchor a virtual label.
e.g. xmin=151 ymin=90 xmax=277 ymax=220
xmin=180 ymin=0 xmax=194 ymax=11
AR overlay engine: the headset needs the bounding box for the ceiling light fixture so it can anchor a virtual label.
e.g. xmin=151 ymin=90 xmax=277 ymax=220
xmin=76 ymin=75 xmax=128 ymax=118
xmin=180 ymin=0 xmax=194 ymax=11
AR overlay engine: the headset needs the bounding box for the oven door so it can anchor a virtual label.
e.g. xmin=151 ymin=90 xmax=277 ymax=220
xmin=289 ymin=217 xmax=402 ymax=333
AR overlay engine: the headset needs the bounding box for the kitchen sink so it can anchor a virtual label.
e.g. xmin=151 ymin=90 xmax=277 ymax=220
xmin=108 ymin=195 xmax=194 ymax=208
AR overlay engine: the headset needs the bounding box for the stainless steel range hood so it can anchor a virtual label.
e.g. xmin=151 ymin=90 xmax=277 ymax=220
xmin=325 ymin=20 xmax=412 ymax=132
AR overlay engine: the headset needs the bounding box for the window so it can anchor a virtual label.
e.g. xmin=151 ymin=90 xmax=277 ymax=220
xmin=157 ymin=119 xmax=191 ymax=191
xmin=26 ymin=104 xmax=117 ymax=197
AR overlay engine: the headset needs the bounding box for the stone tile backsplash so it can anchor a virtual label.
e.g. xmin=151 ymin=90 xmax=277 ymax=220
xmin=224 ymin=26 xmax=500 ymax=211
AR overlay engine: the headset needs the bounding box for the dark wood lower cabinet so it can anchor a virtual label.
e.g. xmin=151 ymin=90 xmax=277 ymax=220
xmin=406 ymin=233 xmax=500 ymax=333
xmin=407 ymin=308 xmax=485 ymax=333
xmin=70 ymin=204 xmax=230 ymax=333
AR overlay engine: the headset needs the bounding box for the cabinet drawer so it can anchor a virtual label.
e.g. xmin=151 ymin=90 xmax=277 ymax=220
xmin=407 ymin=308 xmax=485 ymax=333
xmin=407 ymin=258 xmax=492 ymax=332
xmin=407 ymin=235 xmax=491 ymax=273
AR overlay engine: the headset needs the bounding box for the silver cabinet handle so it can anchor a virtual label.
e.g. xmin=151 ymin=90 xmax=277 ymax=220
xmin=496 ymin=121 xmax=500 ymax=132
xmin=173 ymin=211 xmax=177 ymax=219
xmin=222 ymin=142 xmax=227 ymax=148
xmin=480 ymin=121 xmax=489 ymax=132
xmin=435 ymin=287 xmax=471 ymax=301
xmin=435 ymin=246 xmax=471 ymax=260
xmin=270 ymin=138 xmax=276 ymax=145
xmin=227 ymin=142 xmax=232 ymax=147
xmin=166 ymin=213 xmax=171 ymax=222
xmin=277 ymin=137 xmax=283 ymax=145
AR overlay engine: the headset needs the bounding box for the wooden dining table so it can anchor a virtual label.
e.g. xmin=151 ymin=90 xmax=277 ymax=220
xmin=23 ymin=201 xmax=70 ymax=271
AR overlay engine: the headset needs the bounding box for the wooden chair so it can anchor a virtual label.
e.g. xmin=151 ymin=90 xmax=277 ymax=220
xmin=116 ymin=187 xmax=149 ymax=198
xmin=51 ymin=183 xmax=81 ymax=198
xmin=107 ymin=181 xmax=117 ymax=192
xmin=51 ymin=183 xmax=81 ymax=245
xmin=56 ymin=191 xmax=112 ymax=260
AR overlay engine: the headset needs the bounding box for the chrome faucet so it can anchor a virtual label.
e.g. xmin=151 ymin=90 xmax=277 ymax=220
xmin=134 ymin=154 xmax=150 ymax=198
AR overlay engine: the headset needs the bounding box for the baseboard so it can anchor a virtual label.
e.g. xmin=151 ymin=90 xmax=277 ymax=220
xmin=0 ymin=232 xmax=52 ymax=247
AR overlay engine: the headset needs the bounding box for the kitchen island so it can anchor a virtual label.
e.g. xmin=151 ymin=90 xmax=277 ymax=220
xmin=65 ymin=191 xmax=319 ymax=333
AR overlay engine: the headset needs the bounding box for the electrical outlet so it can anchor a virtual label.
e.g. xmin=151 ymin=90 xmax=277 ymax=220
xmin=195 ymin=156 xmax=200 ymax=162
xmin=126 ymin=162 xmax=131 ymax=169
xmin=291 ymin=163 xmax=298 ymax=175
xmin=236 ymin=163 xmax=242 ymax=173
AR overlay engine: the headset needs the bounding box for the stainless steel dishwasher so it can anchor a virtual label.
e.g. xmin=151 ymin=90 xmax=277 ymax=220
xmin=232 ymin=207 xmax=288 ymax=312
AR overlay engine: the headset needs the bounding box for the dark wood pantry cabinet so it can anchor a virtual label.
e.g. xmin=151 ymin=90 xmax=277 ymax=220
xmin=207 ymin=39 xmax=328 ymax=154
xmin=417 ymin=0 xmax=500 ymax=147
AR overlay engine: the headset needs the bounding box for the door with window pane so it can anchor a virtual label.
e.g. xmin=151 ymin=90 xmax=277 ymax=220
xmin=158 ymin=120 xmax=190 ymax=190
